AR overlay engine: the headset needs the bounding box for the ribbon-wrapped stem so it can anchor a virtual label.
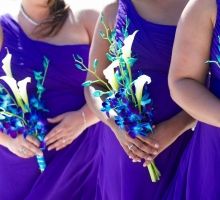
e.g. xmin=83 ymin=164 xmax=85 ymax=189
xmin=36 ymin=154 xmax=46 ymax=173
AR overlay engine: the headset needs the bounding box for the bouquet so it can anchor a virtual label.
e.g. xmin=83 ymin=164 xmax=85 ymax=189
xmin=74 ymin=16 xmax=161 ymax=182
xmin=0 ymin=49 xmax=49 ymax=172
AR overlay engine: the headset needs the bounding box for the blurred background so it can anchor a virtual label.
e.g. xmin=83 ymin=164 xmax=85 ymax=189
xmin=0 ymin=0 xmax=113 ymax=13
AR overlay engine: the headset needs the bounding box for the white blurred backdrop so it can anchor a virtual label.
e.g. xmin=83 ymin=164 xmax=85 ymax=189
xmin=0 ymin=0 xmax=113 ymax=14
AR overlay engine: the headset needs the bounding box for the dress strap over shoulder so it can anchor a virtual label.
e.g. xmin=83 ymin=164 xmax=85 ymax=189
xmin=215 ymin=0 xmax=220 ymax=29
xmin=116 ymin=0 xmax=139 ymax=27
xmin=0 ymin=14 xmax=24 ymax=61
xmin=115 ymin=0 xmax=138 ymax=41
xmin=0 ymin=14 xmax=20 ymax=39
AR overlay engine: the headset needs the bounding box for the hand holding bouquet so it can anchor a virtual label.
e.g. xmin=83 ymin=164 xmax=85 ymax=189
xmin=0 ymin=50 xmax=49 ymax=172
xmin=75 ymin=16 xmax=161 ymax=182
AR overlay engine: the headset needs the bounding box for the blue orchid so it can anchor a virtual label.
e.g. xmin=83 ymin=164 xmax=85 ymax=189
xmin=75 ymin=15 xmax=161 ymax=182
xmin=0 ymin=50 xmax=49 ymax=173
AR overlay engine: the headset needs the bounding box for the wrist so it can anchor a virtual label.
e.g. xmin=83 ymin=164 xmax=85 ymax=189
xmin=80 ymin=110 xmax=87 ymax=129
xmin=79 ymin=105 xmax=100 ymax=128
xmin=166 ymin=112 xmax=195 ymax=139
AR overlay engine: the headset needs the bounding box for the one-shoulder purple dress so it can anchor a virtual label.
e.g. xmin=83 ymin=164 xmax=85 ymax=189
xmin=96 ymin=0 xmax=193 ymax=199
xmin=0 ymin=14 xmax=103 ymax=200
xmin=164 ymin=0 xmax=220 ymax=199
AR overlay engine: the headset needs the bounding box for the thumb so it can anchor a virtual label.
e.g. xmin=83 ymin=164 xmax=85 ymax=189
xmin=47 ymin=114 xmax=65 ymax=123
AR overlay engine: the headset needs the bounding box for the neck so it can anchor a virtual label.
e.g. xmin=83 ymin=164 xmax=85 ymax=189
xmin=21 ymin=0 xmax=50 ymax=24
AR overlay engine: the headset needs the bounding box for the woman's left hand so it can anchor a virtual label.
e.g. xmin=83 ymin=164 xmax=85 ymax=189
xmin=136 ymin=111 xmax=195 ymax=167
xmin=45 ymin=111 xmax=86 ymax=151
xmin=137 ymin=120 xmax=181 ymax=167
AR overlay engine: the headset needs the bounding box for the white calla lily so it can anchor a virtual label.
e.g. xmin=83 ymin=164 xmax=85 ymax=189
xmin=0 ymin=76 xmax=31 ymax=112
xmin=103 ymin=59 xmax=119 ymax=91
xmin=121 ymin=30 xmax=138 ymax=59
xmin=2 ymin=50 xmax=12 ymax=77
xmin=134 ymin=75 xmax=151 ymax=112
xmin=18 ymin=77 xmax=31 ymax=107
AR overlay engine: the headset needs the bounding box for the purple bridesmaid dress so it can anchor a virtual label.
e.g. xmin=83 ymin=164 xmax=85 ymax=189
xmin=165 ymin=0 xmax=220 ymax=199
xmin=0 ymin=14 xmax=103 ymax=200
xmin=96 ymin=0 xmax=193 ymax=199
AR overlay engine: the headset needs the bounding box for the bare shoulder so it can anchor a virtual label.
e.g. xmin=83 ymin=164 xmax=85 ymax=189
xmin=182 ymin=0 xmax=216 ymax=25
xmin=102 ymin=1 xmax=118 ymax=29
xmin=68 ymin=8 xmax=98 ymax=42
xmin=76 ymin=9 xmax=99 ymax=26
xmin=77 ymin=9 xmax=99 ymax=32
xmin=185 ymin=0 xmax=215 ymax=12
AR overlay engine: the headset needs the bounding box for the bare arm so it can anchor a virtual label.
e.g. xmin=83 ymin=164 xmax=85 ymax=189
xmin=45 ymin=9 xmax=100 ymax=151
xmin=168 ymin=0 xmax=220 ymax=127
xmin=79 ymin=9 xmax=99 ymax=43
xmin=75 ymin=9 xmax=100 ymax=127
xmin=84 ymin=3 xmax=118 ymax=125
xmin=84 ymin=3 xmax=161 ymax=163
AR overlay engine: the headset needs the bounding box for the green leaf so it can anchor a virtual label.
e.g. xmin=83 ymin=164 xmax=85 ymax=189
xmin=36 ymin=83 xmax=45 ymax=94
xmin=119 ymin=57 xmax=125 ymax=65
xmin=93 ymin=90 xmax=104 ymax=97
xmin=76 ymin=54 xmax=83 ymax=62
xmin=217 ymin=55 xmax=220 ymax=64
xmin=99 ymin=31 xmax=105 ymax=39
xmin=141 ymin=94 xmax=151 ymax=106
xmin=93 ymin=59 xmax=99 ymax=71
xmin=106 ymin=53 xmax=115 ymax=62
xmin=0 ymin=87 xmax=5 ymax=94
xmin=82 ymin=81 xmax=92 ymax=87
xmin=106 ymin=91 xmax=113 ymax=96
xmin=125 ymin=17 xmax=130 ymax=28
xmin=75 ymin=64 xmax=87 ymax=71
xmin=127 ymin=58 xmax=137 ymax=66
xmin=110 ymin=29 xmax=116 ymax=42
xmin=43 ymin=56 xmax=49 ymax=70
xmin=34 ymin=71 xmax=43 ymax=81
xmin=72 ymin=54 xmax=77 ymax=61
xmin=117 ymin=41 xmax=123 ymax=49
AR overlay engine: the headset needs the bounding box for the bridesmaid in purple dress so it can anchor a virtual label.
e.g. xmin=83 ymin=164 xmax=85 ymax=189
xmin=86 ymin=0 xmax=194 ymax=199
xmin=0 ymin=0 xmax=101 ymax=199
xmin=166 ymin=0 xmax=220 ymax=199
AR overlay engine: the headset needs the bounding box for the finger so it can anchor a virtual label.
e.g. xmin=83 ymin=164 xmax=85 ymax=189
xmin=129 ymin=144 xmax=146 ymax=159
xmin=45 ymin=126 xmax=63 ymax=143
xmin=63 ymin=137 xmax=74 ymax=145
xmin=136 ymin=141 xmax=158 ymax=156
xmin=56 ymin=142 xmax=70 ymax=151
xmin=122 ymin=144 xmax=136 ymax=160
xmin=47 ymin=114 xmax=65 ymax=124
xmin=136 ymin=135 xmax=159 ymax=148
xmin=17 ymin=148 xmax=35 ymax=158
xmin=46 ymin=133 xmax=64 ymax=146
xmin=124 ymin=134 xmax=157 ymax=155
xmin=143 ymin=158 xmax=154 ymax=168
xmin=23 ymin=142 xmax=43 ymax=156
xmin=26 ymin=135 xmax=40 ymax=147
xmin=47 ymin=139 xmax=68 ymax=151
xmin=56 ymin=145 xmax=66 ymax=151
xmin=17 ymin=153 xmax=31 ymax=159
xmin=127 ymin=149 xmax=141 ymax=162
xmin=56 ymin=139 xmax=72 ymax=151
xmin=22 ymin=148 xmax=36 ymax=158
